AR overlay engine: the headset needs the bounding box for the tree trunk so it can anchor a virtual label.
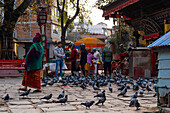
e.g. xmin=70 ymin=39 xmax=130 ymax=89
xmin=1 ymin=29 xmax=14 ymax=60
xmin=61 ymin=28 xmax=66 ymax=50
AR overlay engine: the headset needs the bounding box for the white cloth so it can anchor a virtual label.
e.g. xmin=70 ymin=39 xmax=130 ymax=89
xmin=49 ymin=63 xmax=68 ymax=71
xmin=94 ymin=64 xmax=98 ymax=74
xmin=93 ymin=51 xmax=101 ymax=74
xmin=93 ymin=51 xmax=102 ymax=63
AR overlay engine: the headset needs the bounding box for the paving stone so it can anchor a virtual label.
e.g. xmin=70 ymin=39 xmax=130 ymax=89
xmin=8 ymin=105 xmax=34 ymax=109
xmin=41 ymin=105 xmax=77 ymax=112
xmin=38 ymin=103 xmax=59 ymax=108
xmin=10 ymin=109 xmax=40 ymax=113
xmin=0 ymin=108 xmax=7 ymax=112
xmin=69 ymin=102 xmax=81 ymax=105
xmin=8 ymin=101 xmax=32 ymax=105
xmin=30 ymin=99 xmax=42 ymax=104
xmin=46 ymin=111 xmax=85 ymax=113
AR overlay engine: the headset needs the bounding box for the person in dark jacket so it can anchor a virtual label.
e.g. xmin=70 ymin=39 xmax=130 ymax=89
xmin=80 ymin=44 xmax=87 ymax=76
xmin=67 ymin=43 xmax=77 ymax=76
xmin=102 ymin=45 xmax=113 ymax=76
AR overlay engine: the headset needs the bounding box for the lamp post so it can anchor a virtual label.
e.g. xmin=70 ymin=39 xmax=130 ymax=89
xmin=37 ymin=5 xmax=48 ymax=63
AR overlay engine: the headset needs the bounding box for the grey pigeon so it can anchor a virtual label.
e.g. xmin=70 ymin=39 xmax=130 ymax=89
xmin=95 ymin=95 xmax=106 ymax=105
xmin=81 ymin=101 xmax=95 ymax=109
xmin=4 ymin=94 xmax=9 ymax=101
xmin=118 ymin=83 xmax=126 ymax=91
xmin=41 ymin=94 xmax=52 ymax=100
xmin=93 ymin=85 xmax=101 ymax=91
xmin=55 ymin=95 xmax=68 ymax=104
xmin=109 ymin=84 xmax=112 ymax=93
xmin=133 ymin=84 xmax=139 ymax=91
xmin=139 ymin=90 xmax=144 ymax=95
xmin=146 ymin=85 xmax=152 ymax=92
xmin=135 ymin=99 xmax=140 ymax=110
xmin=62 ymin=81 xmax=68 ymax=86
xmin=129 ymin=98 xmax=136 ymax=107
xmin=153 ymin=93 xmax=157 ymax=97
xmin=20 ymin=89 xmax=31 ymax=97
xmin=41 ymin=82 xmax=47 ymax=87
xmin=80 ymin=83 xmax=87 ymax=90
xmin=117 ymin=88 xmax=127 ymax=97
xmin=149 ymin=82 xmax=152 ymax=87
xmin=48 ymin=80 xmax=54 ymax=86
xmin=132 ymin=92 xmax=138 ymax=98
xmin=94 ymin=90 xmax=105 ymax=98
xmin=57 ymin=91 xmax=64 ymax=99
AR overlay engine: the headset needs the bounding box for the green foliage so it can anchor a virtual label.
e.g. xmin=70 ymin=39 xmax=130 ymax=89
xmin=67 ymin=32 xmax=81 ymax=42
xmin=95 ymin=0 xmax=115 ymax=7
xmin=111 ymin=25 xmax=133 ymax=54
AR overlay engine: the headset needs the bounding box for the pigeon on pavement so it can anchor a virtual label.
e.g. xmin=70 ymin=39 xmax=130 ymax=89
xmin=135 ymin=99 xmax=140 ymax=110
xmin=93 ymin=85 xmax=101 ymax=91
xmin=129 ymin=98 xmax=136 ymax=107
xmin=95 ymin=95 xmax=106 ymax=105
xmin=109 ymin=84 xmax=113 ymax=93
xmin=81 ymin=101 xmax=95 ymax=109
xmin=139 ymin=90 xmax=144 ymax=96
xmin=20 ymin=89 xmax=31 ymax=97
xmin=48 ymin=80 xmax=54 ymax=86
xmin=4 ymin=94 xmax=10 ymax=101
xmin=41 ymin=94 xmax=52 ymax=100
xmin=146 ymin=85 xmax=152 ymax=92
xmin=117 ymin=88 xmax=127 ymax=97
xmin=132 ymin=92 xmax=138 ymax=98
xmin=41 ymin=82 xmax=47 ymax=87
xmin=94 ymin=90 xmax=105 ymax=98
xmin=57 ymin=90 xmax=65 ymax=99
xmin=55 ymin=95 xmax=68 ymax=104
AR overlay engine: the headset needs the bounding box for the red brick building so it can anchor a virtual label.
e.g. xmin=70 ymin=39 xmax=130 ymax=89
xmin=15 ymin=0 xmax=61 ymax=60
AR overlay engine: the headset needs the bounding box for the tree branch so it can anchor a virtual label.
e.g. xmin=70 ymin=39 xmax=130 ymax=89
xmin=61 ymin=0 xmax=66 ymax=31
xmin=64 ymin=0 xmax=80 ymax=29
xmin=62 ymin=0 xmax=66 ymax=13
xmin=56 ymin=0 xmax=61 ymax=13
xmin=14 ymin=0 xmax=33 ymax=16
xmin=4 ymin=0 xmax=15 ymax=12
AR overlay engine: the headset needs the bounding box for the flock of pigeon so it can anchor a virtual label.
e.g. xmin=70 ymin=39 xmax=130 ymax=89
xmin=3 ymin=71 xmax=158 ymax=110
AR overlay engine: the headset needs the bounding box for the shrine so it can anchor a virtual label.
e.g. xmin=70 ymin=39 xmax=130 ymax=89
xmin=101 ymin=0 xmax=170 ymax=76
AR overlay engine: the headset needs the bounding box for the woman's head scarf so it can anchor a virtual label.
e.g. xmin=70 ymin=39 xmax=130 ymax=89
xmin=33 ymin=33 xmax=41 ymax=43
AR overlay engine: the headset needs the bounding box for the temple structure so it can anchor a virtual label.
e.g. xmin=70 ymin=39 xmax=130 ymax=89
xmin=101 ymin=0 xmax=170 ymax=76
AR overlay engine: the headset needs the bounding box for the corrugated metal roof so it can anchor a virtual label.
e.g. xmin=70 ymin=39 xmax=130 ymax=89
xmin=148 ymin=31 xmax=170 ymax=48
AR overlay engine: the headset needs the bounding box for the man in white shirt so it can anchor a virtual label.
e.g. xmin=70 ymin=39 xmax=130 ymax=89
xmin=93 ymin=48 xmax=102 ymax=75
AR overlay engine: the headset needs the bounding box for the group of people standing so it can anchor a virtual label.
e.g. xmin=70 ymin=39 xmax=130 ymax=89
xmin=54 ymin=41 xmax=113 ymax=78
xmin=19 ymin=33 xmax=113 ymax=92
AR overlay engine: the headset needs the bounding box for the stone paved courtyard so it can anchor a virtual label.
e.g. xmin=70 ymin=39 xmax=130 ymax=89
xmin=0 ymin=76 xmax=159 ymax=113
